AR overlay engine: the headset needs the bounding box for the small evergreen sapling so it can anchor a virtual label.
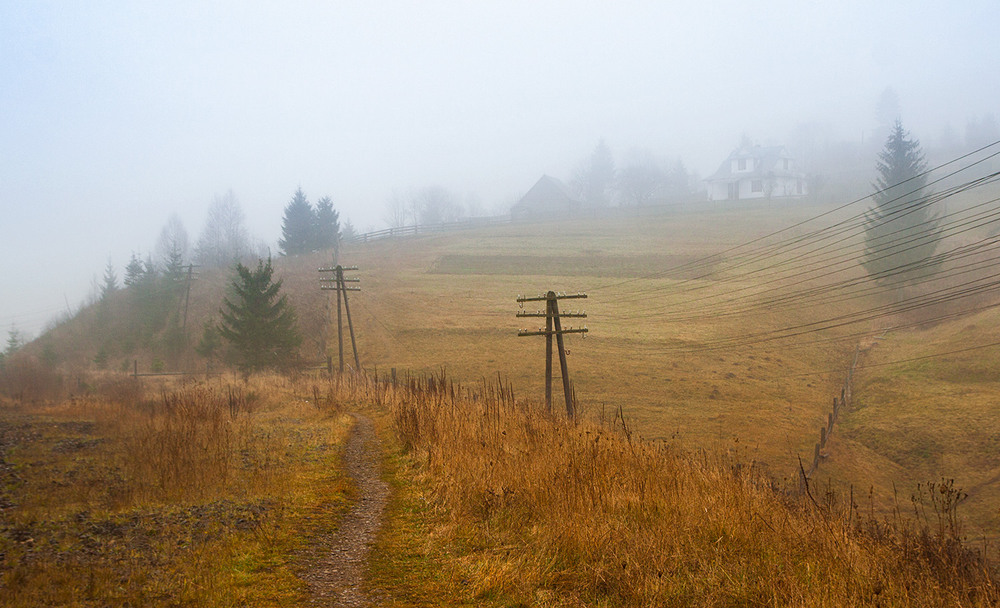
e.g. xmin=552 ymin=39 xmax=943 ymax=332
xmin=218 ymin=258 xmax=302 ymax=371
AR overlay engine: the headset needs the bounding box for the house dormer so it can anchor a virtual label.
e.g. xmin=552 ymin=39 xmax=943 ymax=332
xmin=705 ymin=145 xmax=807 ymax=202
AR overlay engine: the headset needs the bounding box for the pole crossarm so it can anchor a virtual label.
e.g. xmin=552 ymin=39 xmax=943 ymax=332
xmin=516 ymin=310 xmax=587 ymax=318
xmin=318 ymin=265 xmax=359 ymax=272
xmin=516 ymin=292 xmax=588 ymax=303
xmin=518 ymin=327 xmax=589 ymax=337
xmin=318 ymin=263 xmax=362 ymax=373
xmin=514 ymin=290 xmax=588 ymax=418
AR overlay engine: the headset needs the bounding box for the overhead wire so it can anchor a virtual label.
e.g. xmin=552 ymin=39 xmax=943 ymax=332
xmin=621 ymin=195 xmax=1000 ymax=322
xmin=610 ymin=165 xmax=1000 ymax=308
xmin=778 ymin=339 xmax=1000 ymax=380
xmin=585 ymin=139 xmax=1000 ymax=297
xmin=654 ymin=273 xmax=1000 ymax=353
xmin=579 ymin=141 xmax=1000 ymax=356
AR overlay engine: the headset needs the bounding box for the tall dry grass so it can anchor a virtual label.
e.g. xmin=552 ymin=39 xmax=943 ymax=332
xmin=0 ymin=373 xmax=353 ymax=607
xmin=384 ymin=372 xmax=999 ymax=606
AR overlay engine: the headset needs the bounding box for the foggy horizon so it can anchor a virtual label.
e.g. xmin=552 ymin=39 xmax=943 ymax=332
xmin=3 ymin=1 xmax=998 ymax=339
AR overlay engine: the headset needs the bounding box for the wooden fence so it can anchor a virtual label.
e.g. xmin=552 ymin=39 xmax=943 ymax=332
xmin=799 ymin=345 xmax=862 ymax=490
xmin=343 ymin=216 xmax=513 ymax=245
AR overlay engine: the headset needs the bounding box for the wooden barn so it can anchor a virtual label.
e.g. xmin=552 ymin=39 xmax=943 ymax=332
xmin=510 ymin=175 xmax=582 ymax=220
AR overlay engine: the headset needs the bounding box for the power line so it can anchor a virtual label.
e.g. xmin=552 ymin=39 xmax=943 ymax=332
xmin=777 ymin=340 xmax=1000 ymax=380
xmin=612 ymin=167 xmax=1000 ymax=308
xmin=614 ymin=177 xmax=1000 ymax=322
xmin=623 ymin=205 xmax=1000 ymax=323
xmin=586 ymin=140 xmax=1000 ymax=296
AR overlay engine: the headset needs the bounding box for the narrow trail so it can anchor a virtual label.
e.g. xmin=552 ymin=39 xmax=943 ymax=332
xmin=304 ymin=414 xmax=389 ymax=607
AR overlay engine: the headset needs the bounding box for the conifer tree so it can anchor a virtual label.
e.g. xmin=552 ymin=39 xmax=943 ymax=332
xmin=195 ymin=319 xmax=222 ymax=365
xmin=279 ymin=188 xmax=316 ymax=256
xmin=314 ymin=195 xmax=341 ymax=257
xmin=862 ymin=120 xmax=941 ymax=287
xmin=4 ymin=326 xmax=23 ymax=358
xmin=218 ymin=258 xmax=301 ymax=371
xmin=162 ymin=240 xmax=186 ymax=282
xmin=124 ymin=253 xmax=146 ymax=288
xmin=101 ymin=260 xmax=119 ymax=300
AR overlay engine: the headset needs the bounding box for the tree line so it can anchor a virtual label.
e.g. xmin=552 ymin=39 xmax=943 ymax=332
xmin=82 ymin=187 xmax=344 ymax=374
xmin=278 ymin=187 xmax=341 ymax=258
xmin=50 ymin=120 xmax=945 ymax=378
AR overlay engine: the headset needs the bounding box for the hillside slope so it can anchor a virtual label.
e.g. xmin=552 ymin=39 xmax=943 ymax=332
xmin=19 ymin=198 xmax=1000 ymax=536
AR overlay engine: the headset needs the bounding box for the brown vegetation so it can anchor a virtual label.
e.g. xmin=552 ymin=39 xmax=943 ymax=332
xmin=0 ymin=373 xmax=352 ymax=607
xmin=376 ymin=372 xmax=999 ymax=606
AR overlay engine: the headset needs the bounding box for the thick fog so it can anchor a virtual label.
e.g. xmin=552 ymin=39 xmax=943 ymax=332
xmin=2 ymin=1 xmax=998 ymax=338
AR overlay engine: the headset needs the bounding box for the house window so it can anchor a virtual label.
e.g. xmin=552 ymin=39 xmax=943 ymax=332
xmin=738 ymin=158 xmax=747 ymax=171
xmin=751 ymin=179 xmax=763 ymax=193
xmin=782 ymin=159 xmax=789 ymax=171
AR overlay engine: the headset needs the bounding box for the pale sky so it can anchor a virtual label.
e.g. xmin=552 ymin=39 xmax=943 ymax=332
xmin=2 ymin=1 xmax=998 ymax=338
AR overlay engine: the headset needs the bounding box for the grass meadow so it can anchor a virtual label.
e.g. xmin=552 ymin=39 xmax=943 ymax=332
xmin=0 ymin=374 xmax=354 ymax=606
xmin=4 ymin=193 xmax=1000 ymax=604
xmin=368 ymin=372 xmax=998 ymax=606
xmin=326 ymin=200 xmax=1000 ymax=537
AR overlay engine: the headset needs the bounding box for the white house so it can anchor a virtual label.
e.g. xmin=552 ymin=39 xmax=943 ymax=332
xmin=705 ymin=145 xmax=807 ymax=201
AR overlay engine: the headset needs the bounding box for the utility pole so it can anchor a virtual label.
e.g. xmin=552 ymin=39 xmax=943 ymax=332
xmin=173 ymin=263 xmax=199 ymax=333
xmin=181 ymin=264 xmax=198 ymax=333
xmin=516 ymin=291 xmax=587 ymax=417
xmin=318 ymin=263 xmax=361 ymax=373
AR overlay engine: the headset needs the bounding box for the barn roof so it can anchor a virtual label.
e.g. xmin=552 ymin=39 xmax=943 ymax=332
xmin=511 ymin=175 xmax=582 ymax=216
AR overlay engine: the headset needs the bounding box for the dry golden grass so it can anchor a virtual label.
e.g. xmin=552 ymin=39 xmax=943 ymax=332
xmin=820 ymin=304 xmax=1000 ymax=540
xmin=331 ymin=208 xmax=861 ymax=486
xmin=8 ymin=192 xmax=1000 ymax=602
xmin=326 ymin=199 xmax=1000 ymax=540
xmin=371 ymin=372 xmax=999 ymax=607
xmin=0 ymin=373 xmax=353 ymax=607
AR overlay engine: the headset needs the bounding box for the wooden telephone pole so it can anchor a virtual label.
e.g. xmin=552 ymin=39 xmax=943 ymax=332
xmin=517 ymin=291 xmax=588 ymax=417
xmin=318 ymin=264 xmax=361 ymax=373
xmin=180 ymin=263 xmax=199 ymax=333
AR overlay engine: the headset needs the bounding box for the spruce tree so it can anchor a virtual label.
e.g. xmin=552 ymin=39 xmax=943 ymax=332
xmin=218 ymin=258 xmax=302 ymax=371
xmin=862 ymin=120 xmax=941 ymax=287
xmin=279 ymin=188 xmax=316 ymax=256
xmin=195 ymin=319 xmax=222 ymax=365
xmin=101 ymin=260 xmax=118 ymax=300
xmin=162 ymin=241 xmax=186 ymax=282
xmin=4 ymin=327 xmax=23 ymax=358
xmin=124 ymin=253 xmax=145 ymax=288
xmin=314 ymin=196 xmax=341 ymax=256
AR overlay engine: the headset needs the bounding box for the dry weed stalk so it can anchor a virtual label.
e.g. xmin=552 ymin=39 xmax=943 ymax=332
xmin=382 ymin=371 xmax=999 ymax=606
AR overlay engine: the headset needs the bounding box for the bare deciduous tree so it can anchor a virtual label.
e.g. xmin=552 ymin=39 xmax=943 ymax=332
xmin=383 ymin=189 xmax=409 ymax=228
xmin=571 ymin=138 xmax=616 ymax=207
xmin=414 ymin=185 xmax=463 ymax=225
xmin=194 ymin=190 xmax=252 ymax=268
xmin=617 ymin=148 xmax=663 ymax=207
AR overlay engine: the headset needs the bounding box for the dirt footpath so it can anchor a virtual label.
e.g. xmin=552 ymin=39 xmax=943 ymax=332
xmin=303 ymin=414 xmax=389 ymax=607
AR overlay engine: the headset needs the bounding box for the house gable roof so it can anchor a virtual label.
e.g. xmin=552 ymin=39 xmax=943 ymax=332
xmin=706 ymin=145 xmax=800 ymax=182
xmin=511 ymin=175 xmax=582 ymax=215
